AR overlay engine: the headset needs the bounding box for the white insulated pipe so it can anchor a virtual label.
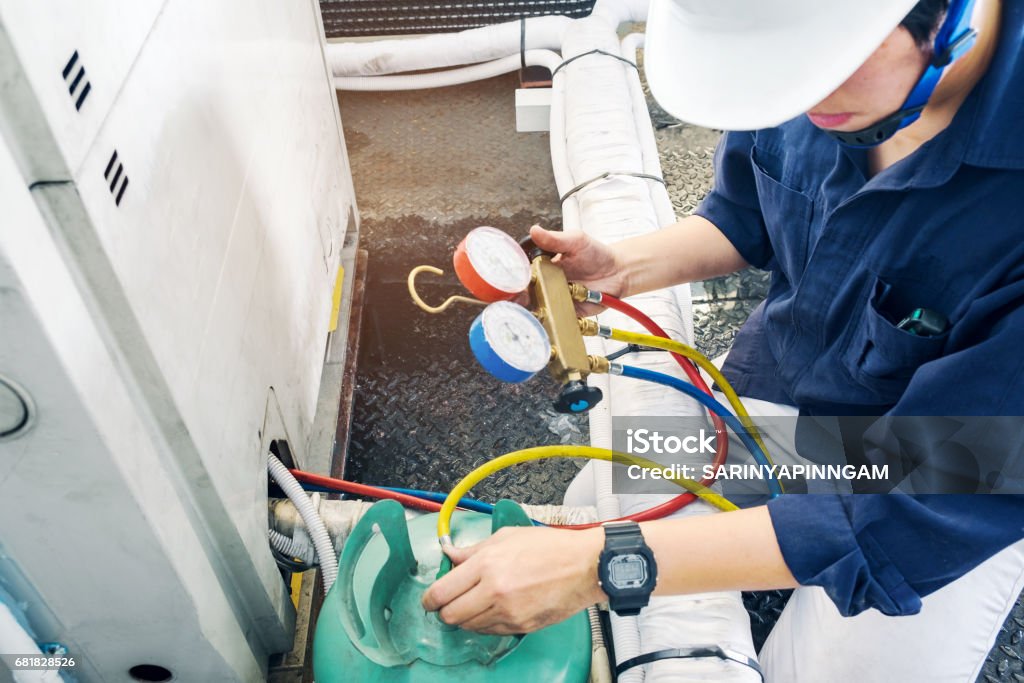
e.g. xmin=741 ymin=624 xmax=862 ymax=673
xmin=620 ymin=32 xmax=645 ymax=56
xmin=619 ymin=33 xmax=697 ymax=347
xmin=520 ymin=503 xmax=599 ymax=526
xmin=326 ymin=16 xmax=571 ymax=76
xmin=334 ymin=50 xmax=561 ymax=91
xmin=590 ymin=0 xmax=650 ymax=26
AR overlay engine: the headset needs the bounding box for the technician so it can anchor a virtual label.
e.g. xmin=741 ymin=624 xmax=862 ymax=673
xmin=424 ymin=1 xmax=1024 ymax=679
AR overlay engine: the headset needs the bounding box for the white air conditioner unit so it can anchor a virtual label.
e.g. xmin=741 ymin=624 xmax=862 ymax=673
xmin=0 ymin=0 xmax=356 ymax=679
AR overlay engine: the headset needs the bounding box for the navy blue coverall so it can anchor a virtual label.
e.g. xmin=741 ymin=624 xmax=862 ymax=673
xmin=694 ymin=1 xmax=1024 ymax=616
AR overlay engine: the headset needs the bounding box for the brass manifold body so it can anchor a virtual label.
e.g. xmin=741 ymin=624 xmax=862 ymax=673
xmin=526 ymin=254 xmax=607 ymax=382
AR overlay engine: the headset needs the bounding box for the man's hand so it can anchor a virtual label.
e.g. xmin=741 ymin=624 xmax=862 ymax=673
xmin=421 ymin=526 xmax=606 ymax=635
xmin=526 ymin=216 xmax=748 ymax=309
xmin=528 ymin=225 xmax=629 ymax=316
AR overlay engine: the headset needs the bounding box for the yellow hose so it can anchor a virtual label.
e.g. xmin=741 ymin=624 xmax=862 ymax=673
xmin=605 ymin=328 xmax=775 ymax=473
xmin=437 ymin=445 xmax=738 ymax=542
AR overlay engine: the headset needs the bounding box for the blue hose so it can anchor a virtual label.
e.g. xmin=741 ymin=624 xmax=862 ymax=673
xmin=617 ymin=364 xmax=783 ymax=498
xmin=379 ymin=486 xmax=497 ymax=514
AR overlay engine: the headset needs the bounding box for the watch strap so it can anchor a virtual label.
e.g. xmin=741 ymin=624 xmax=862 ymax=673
xmin=603 ymin=521 xmax=644 ymax=548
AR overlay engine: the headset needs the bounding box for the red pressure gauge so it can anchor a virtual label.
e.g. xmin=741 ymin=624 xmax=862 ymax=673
xmin=453 ymin=227 xmax=532 ymax=302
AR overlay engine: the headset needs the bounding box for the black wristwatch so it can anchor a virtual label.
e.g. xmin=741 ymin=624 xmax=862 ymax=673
xmin=597 ymin=521 xmax=657 ymax=616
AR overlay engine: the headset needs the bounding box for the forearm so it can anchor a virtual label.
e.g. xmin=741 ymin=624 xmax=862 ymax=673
xmin=616 ymin=215 xmax=749 ymax=298
xmin=576 ymin=506 xmax=797 ymax=605
xmin=639 ymin=506 xmax=797 ymax=596
xmin=424 ymin=506 xmax=798 ymax=634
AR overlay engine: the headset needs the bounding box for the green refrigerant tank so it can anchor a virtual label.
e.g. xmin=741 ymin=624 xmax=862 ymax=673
xmin=313 ymin=499 xmax=592 ymax=682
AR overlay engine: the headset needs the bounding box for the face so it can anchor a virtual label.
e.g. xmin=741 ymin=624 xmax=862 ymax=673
xmin=807 ymin=26 xmax=931 ymax=131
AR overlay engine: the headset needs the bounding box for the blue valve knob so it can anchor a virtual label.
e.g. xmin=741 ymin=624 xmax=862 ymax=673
xmin=554 ymin=381 xmax=603 ymax=414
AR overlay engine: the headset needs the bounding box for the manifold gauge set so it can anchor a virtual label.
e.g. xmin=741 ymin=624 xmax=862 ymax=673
xmin=408 ymin=226 xmax=606 ymax=413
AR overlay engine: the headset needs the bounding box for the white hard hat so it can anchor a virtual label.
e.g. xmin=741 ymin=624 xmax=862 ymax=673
xmin=644 ymin=0 xmax=922 ymax=130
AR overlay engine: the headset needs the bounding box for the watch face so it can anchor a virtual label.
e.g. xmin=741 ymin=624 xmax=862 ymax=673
xmin=608 ymin=553 xmax=648 ymax=589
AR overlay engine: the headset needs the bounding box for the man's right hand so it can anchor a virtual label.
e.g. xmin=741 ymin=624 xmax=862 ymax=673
xmin=528 ymin=225 xmax=629 ymax=316
xmin=526 ymin=215 xmax=747 ymax=314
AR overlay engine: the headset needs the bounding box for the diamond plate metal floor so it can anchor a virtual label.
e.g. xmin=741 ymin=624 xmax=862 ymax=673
xmin=339 ymin=75 xmax=562 ymax=225
xmin=335 ymin=69 xmax=1023 ymax=675
xmin=338 ymin=77 xmax=582 ymax=503
xmin=342 ymin=209 xmax=588 ymax=504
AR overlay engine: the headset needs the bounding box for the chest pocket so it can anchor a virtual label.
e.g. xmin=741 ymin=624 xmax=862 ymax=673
xmin=842 ymin=276 xmax=950 ymax=404
xmin=750 ymin=145 xmax=813 ymax=283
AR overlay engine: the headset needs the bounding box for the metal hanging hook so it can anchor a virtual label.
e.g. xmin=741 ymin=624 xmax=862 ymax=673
xmin=407 ymin=265 xmax=487 ymax=314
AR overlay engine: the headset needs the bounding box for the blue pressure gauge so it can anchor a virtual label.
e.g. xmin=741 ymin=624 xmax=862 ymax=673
xmin=469 ymin=301 xmax=551 ymax=383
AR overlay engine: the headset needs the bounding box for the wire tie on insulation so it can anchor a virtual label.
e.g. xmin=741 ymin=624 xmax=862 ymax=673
xmin=615 ymin=646 xmax=764 ymax=680
xmin=551 ymin=48 xmax=638 ymax=78
xmin=560 ymin=170 xmax=666 ymax=204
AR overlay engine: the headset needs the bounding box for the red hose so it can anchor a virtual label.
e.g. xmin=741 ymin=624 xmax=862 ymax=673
xmin=289 ymin=469 xmax=444 ymax=513
xmin=553 ymin=292 xmax=729 ymax=529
